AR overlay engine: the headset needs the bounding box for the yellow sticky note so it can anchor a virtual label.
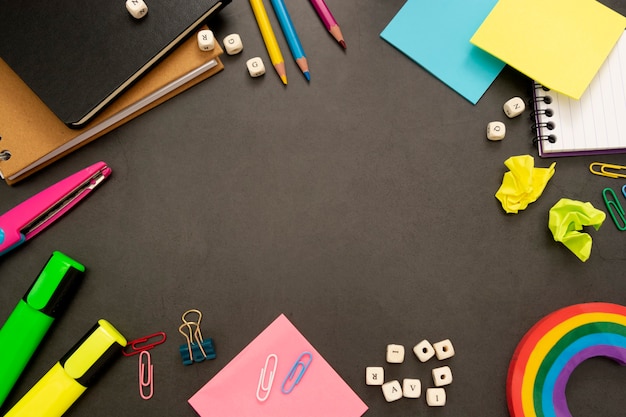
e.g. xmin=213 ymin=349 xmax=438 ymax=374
xmin=470 ymin=0 xmax=626 ymax=99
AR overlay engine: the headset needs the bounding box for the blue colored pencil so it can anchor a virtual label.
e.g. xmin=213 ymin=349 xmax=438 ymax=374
xmin=269 ymin=0 xmax=310 ymax=81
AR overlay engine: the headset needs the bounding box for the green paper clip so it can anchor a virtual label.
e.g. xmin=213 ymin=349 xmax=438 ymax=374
xmin=602 ymin=188 xmax=626 ymax=231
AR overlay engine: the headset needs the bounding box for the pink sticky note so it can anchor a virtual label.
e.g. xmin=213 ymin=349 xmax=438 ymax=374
xmin=188 ymin=314 xmax=368 ymax=417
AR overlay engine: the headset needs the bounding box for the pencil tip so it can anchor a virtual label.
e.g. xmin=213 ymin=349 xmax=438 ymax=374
xmin=339 ymin=40 xmax=347 ymax=49
xmin=304 ymin=71 xmax=310 ymax=81
xmin=281 ymin=75 xmax=288 ymax=85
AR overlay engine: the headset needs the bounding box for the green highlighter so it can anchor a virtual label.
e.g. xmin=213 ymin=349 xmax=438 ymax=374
xmin=0 ymin=251 xmax=85 ymax=408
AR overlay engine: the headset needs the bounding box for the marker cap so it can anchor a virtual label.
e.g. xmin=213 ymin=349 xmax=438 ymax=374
xmin=24 ymin=251 xmax=85 ymax=317
xmin=60 ymin=319 xmax=127 ymax=387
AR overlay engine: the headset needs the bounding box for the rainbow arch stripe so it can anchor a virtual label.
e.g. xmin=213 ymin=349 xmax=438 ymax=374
xmin=506 ymin=302 xmax=626 ymax=417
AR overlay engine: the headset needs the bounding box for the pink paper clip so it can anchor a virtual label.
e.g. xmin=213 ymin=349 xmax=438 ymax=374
xmin=123 ymin=331 xmax=167 ymax=357
xmin=139 ymin=351 xmax=154 ymax=400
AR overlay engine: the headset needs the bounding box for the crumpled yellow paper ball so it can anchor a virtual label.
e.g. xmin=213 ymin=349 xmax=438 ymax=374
xmin=548 ymin=198 xmax=606 ymax=262
xmin=495 ymin=155 xmax=556 ymax=213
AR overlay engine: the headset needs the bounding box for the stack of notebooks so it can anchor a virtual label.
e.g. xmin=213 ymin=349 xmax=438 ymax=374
xmin=0 ymin=0 xmax=231 ymax=185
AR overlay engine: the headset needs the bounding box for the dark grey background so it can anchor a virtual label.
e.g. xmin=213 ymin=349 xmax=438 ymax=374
xmin=1 ymin=1 xmax=626 ymax=416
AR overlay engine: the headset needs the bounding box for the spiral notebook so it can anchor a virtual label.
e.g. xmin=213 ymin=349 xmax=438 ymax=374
xmin=532 ymin=31 xmax=626 ymax=157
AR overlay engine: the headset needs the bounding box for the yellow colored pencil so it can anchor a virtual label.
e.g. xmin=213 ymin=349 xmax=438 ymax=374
xmin=249 ymin=0 xmax=288 ymax=85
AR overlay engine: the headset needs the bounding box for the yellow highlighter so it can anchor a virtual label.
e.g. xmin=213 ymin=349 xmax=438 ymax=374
xmin=5 ymin=319 xmax=126 ymax=417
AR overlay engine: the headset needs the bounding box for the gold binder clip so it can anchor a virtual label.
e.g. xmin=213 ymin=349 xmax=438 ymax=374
xmin=178 ymin=309 xmax=216 ymax=365
xmin=589 ymin=162 xmax=626 ymax=179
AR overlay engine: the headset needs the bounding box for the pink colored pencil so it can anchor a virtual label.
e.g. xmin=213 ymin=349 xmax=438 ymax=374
xmin=309 ymin=0 xmax=346 ymax=49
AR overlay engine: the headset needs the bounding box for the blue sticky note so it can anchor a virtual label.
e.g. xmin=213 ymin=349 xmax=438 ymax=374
xmin=380 ymin=0 xmax=505 ymax=104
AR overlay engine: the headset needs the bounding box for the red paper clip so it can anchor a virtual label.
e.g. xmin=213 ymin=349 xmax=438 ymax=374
xmin=122 ymin=332 xmax=167 ymax=357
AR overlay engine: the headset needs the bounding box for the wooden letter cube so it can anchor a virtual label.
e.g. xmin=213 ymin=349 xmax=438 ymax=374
xmin=381 ymin=380 xmax=403 ymax=402
xmin=246 ymin=57 xmax=266 ymax=77
xmin=413 ymin=339 xmax=435 ymax=362
xmin=433 ymin=339 xmax=455 ymax=360
xmin=402 ymin=378 xmax=421 ymax=398
xmin=197 ymin=30 xmax=215 ymax=51
xmin=126 ymin=0 xmax=148 ymax=19
xmin=432 ymin=365 xmax=453 ymax=387
xmin=223 ymin=33 xmax=243 ymax=55
xmin=503 ymin=96 xmax=526 ymax=118
xmin=386 ymin=344 xmax=405 ymax=363
xmin=487 ymin=121 xmax=506 ymax=141
xmin=365 ymin=366 xmax=384 ymax=385
xmin=426 ymin=387 xmax=446 ymax=406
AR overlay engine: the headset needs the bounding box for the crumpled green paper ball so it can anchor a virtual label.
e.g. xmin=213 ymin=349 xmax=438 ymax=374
xmin=495 ymin=155 xmax=556 ymax=214
xmin=548 ymin=198 xmax=606 ymax=262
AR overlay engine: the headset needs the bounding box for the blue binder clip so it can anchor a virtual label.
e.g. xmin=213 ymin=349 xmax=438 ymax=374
xmin=178 ymin=309 xmax=216 ymax=365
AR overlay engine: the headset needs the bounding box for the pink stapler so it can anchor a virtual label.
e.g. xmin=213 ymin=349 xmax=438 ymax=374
xmin=0 ymin=161 xmax=111 ymax=256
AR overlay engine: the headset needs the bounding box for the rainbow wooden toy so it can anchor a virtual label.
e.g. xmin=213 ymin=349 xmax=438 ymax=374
xmin=507 ymin=302 xmax=626 ymax=417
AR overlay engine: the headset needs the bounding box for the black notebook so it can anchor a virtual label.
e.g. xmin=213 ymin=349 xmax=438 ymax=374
xmin=0 ymin=0 xmax=230 ymax=128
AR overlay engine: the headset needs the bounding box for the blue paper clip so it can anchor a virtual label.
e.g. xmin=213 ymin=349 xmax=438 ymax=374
xmin=281 ymin=351 xmax=313 ymax=394
xmin=602 ymin=187 xmax=626 ymax=231
xmin=178 ymin=309 xmax=216 ymax=366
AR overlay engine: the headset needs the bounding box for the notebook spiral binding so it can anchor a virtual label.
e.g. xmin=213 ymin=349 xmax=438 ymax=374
xmin=530 ymin=82 xmax=557 ymax=145
xmin=0 ymin=150 xmax=10 ymax=161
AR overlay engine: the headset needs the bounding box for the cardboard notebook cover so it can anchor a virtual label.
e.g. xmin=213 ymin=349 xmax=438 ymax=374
xmin=0 ymin=0 xmax=230 ymax=128
xmin=0 ymin=31 xmax=224 ymax=185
